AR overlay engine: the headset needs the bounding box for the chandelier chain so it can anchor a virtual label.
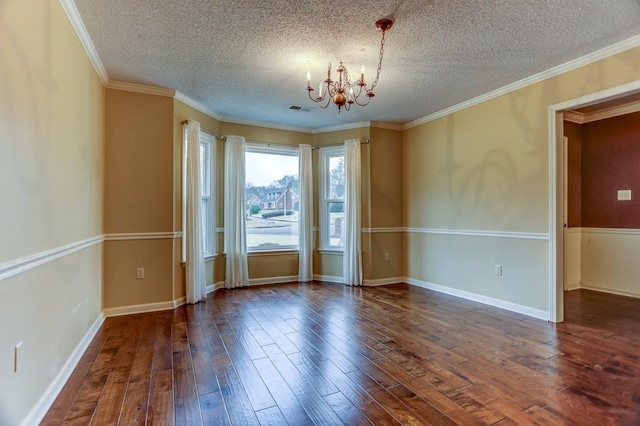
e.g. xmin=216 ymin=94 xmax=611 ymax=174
xmin=369 ymin=30 xmax=386 ymax=93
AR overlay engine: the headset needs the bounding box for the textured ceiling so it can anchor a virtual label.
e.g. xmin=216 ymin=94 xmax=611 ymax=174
xmin=72 ymin=0 xmax=640 ymax=130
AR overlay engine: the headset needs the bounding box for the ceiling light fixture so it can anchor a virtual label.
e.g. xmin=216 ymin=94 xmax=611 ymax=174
xmin=306 ymin=19 xmax=393 ymax=113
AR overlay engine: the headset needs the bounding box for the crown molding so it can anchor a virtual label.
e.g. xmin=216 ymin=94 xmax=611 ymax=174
xmin=106 ymin=81 xmax=175 ymax=97
xmin=174 ymin=91 xmax=223 ymax=121
xmin=581 ymin=100 xmax=640 ymax=123
xmin=58 ymin=0 xmax=108 ymax=85
xmin=370 ymin=121 xmax=403 ymax=131
xmin=311 ymin=121 xmax=371 ymax=134
xmin=563 ymin=111 xmax=585 ymax=124
xmin=402 ymin=33 xmax=640 ymax=131
xmin=220 ymin=115 xmax=314 ymax=134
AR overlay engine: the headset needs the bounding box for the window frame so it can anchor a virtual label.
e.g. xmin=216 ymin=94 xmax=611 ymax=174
xmin=319 ymin=146 xmax=345 ymax=251
xmin=245 ymin=143 xmax=300 ymax=252
xmin=200 ymin=131 xmax=216 ymax=258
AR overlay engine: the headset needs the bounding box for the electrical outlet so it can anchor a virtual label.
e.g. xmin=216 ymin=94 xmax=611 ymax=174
xmin=14 ymin=341 xmax=23 ymax=372
xmin=495 ymin=264 xmax=503 ymax=276
xmin=384 ymin=253 xmax=390 ymax=262
xmin=136 ymin=268 xmax=145 ymax=280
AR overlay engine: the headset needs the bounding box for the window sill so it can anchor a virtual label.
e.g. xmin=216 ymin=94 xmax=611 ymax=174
xmin=318 ymin=249 xmax=343 ymax=255
xmin=248 ymin=249 xmax=299 ymax=257
xmin=204 ymin=254 xmax=217 ymax=261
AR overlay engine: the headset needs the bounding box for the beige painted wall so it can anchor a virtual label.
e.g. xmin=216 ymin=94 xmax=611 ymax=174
xmin=0 ymin=0 xmax=104 ymax=423
xmin=103 ymin=90 xmax=174 ymax=309
xmin=367 ymin=127 xmax=403 ymax=282
xmin=403 ymin=46 xmax=640 ymax=313
xmin=576 ymin=230 xmax=640 ymax=297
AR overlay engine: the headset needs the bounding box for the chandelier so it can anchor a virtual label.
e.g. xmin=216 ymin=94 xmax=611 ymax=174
xmin=306 ymin=19 xmax=393 ymax=113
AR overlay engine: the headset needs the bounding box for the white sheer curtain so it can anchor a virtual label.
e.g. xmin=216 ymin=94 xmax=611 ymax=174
xmin=184 ymin=121 xmax=207 ymax=303
xmin=298 ymin=144 xmax=313 ymax=282
xmin=224 ymin=135 xmax=249 ymax=288
xmin=343 ymin=139 xmax=362 ymax=286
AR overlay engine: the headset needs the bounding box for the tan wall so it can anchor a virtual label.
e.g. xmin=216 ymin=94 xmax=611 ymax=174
xmin=403 ymin=46 xmax=640 ymax=312
xmin=103 ymin=90 xmax=174 ymax=309
xmin=367 ymin=127 xmax=403 ymax=282
xmin=0 ymin=0 xmax=104 ymax=423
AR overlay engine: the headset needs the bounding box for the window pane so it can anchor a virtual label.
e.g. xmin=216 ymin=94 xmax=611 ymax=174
xmin=328 ymin=202 xmax=344 ymax=247
xmin=201 ymin=199 xmax=209 ymax=253
xmin=245 ymin=150 xmax=299 ymax=250
xmin=329 ymin=155 xmax=344 ymax=199
xmin=200 ymin=143 xmax=210 ymax=196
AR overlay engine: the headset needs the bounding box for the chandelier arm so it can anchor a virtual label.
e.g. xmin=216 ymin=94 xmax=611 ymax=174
xmin=304 ymin=19 xmax=391 ymax=113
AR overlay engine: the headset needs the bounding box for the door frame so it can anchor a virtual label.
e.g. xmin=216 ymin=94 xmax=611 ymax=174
xmin=547 ymin=80 xmax=640 ymax=323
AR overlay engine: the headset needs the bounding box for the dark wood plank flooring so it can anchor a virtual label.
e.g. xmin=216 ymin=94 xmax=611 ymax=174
xmin=42 ymin=284 xmax=640 ymax=425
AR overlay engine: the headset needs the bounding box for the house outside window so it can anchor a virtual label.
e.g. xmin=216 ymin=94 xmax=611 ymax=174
xmin=245 ymin=144 xmax=299 ymax=251
xmin=319 ymin=146 xmax=345 ymax=250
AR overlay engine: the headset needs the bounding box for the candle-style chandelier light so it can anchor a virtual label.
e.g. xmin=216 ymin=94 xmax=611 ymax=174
xmin=306 ymin=19 xmax=393 ymax=113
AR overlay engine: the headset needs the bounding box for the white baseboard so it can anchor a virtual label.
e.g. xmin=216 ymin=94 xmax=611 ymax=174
xmin=363 ymin=277 xmax=404 ymax=287
xmin=565 ymin=281 xmax=581 ymax=291
xmin=405 ymin=277 xmax=549 ymax=321
xmin=580 ymin=284 xmax=640 ymax=299
xmin=313 ymin=274 xmax=344 ymax=284
xmin=248 ymin=275 xmax=298 ymax=286
xmin=21 ymin=313 xmax=105 ymax=426
xmin=103 ymin=300 xmax=176 ymax=317
xmin=207 ymin=281 xmax=226 ymax=293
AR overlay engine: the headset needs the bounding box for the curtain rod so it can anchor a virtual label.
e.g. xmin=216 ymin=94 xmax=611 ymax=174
xmin=181 ymin=120 xmax=370 ymax=148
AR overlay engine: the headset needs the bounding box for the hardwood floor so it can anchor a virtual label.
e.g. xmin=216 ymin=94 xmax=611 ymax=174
xmin=42 ymin=284 xmax=640 ymax=425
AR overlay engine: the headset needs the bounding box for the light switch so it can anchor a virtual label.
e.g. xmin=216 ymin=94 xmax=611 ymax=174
xmin=617 ymin=190 xmax=631 ymax=201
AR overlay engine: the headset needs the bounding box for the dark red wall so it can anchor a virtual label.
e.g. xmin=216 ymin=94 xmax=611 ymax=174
xmin=574 ymin=111 xmax=640 ymax=228
xmin=564 ymin=121 xmax=582 ymax=227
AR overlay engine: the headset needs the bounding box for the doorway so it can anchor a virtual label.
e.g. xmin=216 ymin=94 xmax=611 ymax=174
xmin=549 ymin=80 xmax=640 ymax=323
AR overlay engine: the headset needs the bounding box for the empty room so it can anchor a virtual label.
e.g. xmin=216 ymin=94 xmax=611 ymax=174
xmin=2 ymin=0 xmax=640 ymax=424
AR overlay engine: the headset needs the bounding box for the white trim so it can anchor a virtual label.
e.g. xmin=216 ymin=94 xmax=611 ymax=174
xmin=103 ymin=301 xmax=176 ymax=317
xmin=313 ymin=274 xmax=344 ymax=283
xmin=207 ymin=281 xmax=226 ymax=293
xmin=312 ymin=122 xmax=370 ymax=134
xmin=175 ymin=91 xmax=223 ymax=121
xmin=106 ymin=81 xmax=175 ymax=97
xmin=370 ymin=121 xmax=403 ymax=131
xmin=563 ymin=111 xmax=585 ymax=124
xmin=404 ymin=228 xmax=549 ymax=240
xmin=57 ymin=0 xmax=108 ymax=84
xmin=548 ymin=79 xmax=640 ymax=324
xmin=104 ymin=232 xmax=181 ymax=241
xmin=248 ymin=275 xmax=299 ymax=286
xmin=221 ymin=115 xmax=313 ymax=134
xmin=565 ymin=282 xmax=582 ymax=291
xmin=564 ymin=227 xmax=583 ymax=234
xmin=566 ymin=100 xmax=640 ymax=124
xmin=248 ymin=250 xmax=298 ymax=257
xmin=361 ymin=227 xmax=403 ymax=234
xmin=21 ymin=313 xmax=105 ymax=426
xmin=363 ymin=277 xmax=403 ymax=287
xmin=403 ymin=34 xmax=640 ymax=131
xmin=317 ymin=249 xmax=343 ymax=255
xmin=0 ymin=236 xmax=103 ymax=282
xmin=173 ymin=297 xmax=186 ymax=308
xmin=580 ymin=285 xmax=640 ymax=300
xmin=580 ymin=227 xmax=640 ymax=236
xmin=406 ymin=278 xmax=549 ymax=321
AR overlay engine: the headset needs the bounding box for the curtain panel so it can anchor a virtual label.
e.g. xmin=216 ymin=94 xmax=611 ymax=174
xmin=298 ymin=144 xmax=313 ymax=282
xmin=184 ymin=121 xmax=207 ymax=303
xmin=224 ymin=135 xmax=250 ymax=288
xmin=343 ymin=139 xmax=362 ymax=286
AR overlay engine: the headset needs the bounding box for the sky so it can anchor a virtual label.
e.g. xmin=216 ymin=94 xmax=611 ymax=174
xmin=245 ymin=151 xmax=298 ymax=187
